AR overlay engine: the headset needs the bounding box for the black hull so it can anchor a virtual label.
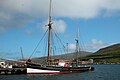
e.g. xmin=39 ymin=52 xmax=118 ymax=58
xmin=27 ymin=63 xmax=94 ymax=74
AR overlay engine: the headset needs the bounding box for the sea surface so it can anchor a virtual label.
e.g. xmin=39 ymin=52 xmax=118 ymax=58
xmin=0 ymin=64 xmax=120 ymax=80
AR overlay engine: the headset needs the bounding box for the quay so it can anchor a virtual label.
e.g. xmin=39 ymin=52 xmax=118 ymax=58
xmin=0 ymin=68 xmax=26 ymax=75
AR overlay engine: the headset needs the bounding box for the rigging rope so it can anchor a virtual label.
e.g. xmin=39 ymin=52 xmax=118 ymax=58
xmin=43 ymin=33 xmax=48 ymax=57
xmin=51 ymin=30 xmax=56 ymax=56
xmin=29 ymin=28 xmax=49 ymax=58
xmin=52 ymin=29 xmax=67 ymax=53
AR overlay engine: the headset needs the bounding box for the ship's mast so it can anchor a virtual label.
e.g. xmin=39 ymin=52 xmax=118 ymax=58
xmin=47 ymin=0 xmax=52 ymax=63
xmin=20 ymin=47 xmax=24 ymax=60
xmin=75 ymin=28 xmax=79 ymax=66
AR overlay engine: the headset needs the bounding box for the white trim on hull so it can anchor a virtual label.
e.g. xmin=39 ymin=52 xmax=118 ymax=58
xmin=27 ymin=68 xmax=60 ymax=74
xmin=27 ymin=66 xmax=94 ymax=74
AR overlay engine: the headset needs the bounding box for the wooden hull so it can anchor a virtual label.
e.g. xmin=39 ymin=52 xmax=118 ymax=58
xmin=27 ymin=65 xmax=94 ymax=74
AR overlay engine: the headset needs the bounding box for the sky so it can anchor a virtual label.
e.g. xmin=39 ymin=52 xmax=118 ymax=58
xmin=0 ymin=0 xmax=120 ymax=59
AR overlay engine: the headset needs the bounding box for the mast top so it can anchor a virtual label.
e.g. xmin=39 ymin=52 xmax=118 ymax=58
xmin=48 ymin=0 xmax=52 ymax=26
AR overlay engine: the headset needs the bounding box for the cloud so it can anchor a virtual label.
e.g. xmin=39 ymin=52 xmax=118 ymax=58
xmin=0 ymin=12 xmax=34 ymax=33
xmin=66 ymin=39 xmax=118 ymax=52
xmin=0 ymin=0 xmax=120 ymax=33
xmin=1 ymin=0 xmax=120 ymax=19
xmin=38 ymin=19 xmax=67 ymax=33
xmin=0 ymin=26 xmax=6 ymax=33
xmin=68 ymin=44 xmax=76 ymax=51
xmin=84 ymin=39 xmax=109 ymax=51
xmin=25 ymin=29 xmax=33 ymax=36
xmin=53 ymin=20 xmax=67 ymax=33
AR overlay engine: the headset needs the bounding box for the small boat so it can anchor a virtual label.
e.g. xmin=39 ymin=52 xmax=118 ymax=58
xmin=26 ymin=0 xmax=94 ymax=74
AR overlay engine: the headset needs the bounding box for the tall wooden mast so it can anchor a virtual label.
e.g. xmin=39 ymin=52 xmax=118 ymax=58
xmin=20 ymin=47 xmax=24 ymax=60
xmin=75 ymin=27 xmax=79 ymax=66
xmin=47 ymin=0 xmax=52 ymax=63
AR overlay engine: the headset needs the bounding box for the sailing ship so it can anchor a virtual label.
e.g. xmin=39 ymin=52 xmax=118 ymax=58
xmin=26 ymin=0 xmax=94 ymax=74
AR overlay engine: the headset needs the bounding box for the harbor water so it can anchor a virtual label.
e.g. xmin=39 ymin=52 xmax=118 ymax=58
xmin=0 ymin=64 xmax=120 ymax=80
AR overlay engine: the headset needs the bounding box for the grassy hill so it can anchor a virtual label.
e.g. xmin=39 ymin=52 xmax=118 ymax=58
xmin=80 ymin=43 xmax=120 ymax=64
xmin=31 ymin=51 xmax=92 ymax=64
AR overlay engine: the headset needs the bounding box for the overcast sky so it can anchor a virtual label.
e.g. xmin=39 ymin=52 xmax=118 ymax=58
xmin=0 ymin=0 xmax=120 ymax=59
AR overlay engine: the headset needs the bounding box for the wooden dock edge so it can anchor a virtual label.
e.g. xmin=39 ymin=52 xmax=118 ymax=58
xmin=0 ymin=68 xmax=27 ymax=75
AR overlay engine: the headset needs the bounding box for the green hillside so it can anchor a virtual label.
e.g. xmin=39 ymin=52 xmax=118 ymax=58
xmin=32 ymin=51 xmax=92 ymax=64
xmin=95 ymin=43 xmax=120 ymax=55
xmin=80 ymin=43 xmax=120 ymax=64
